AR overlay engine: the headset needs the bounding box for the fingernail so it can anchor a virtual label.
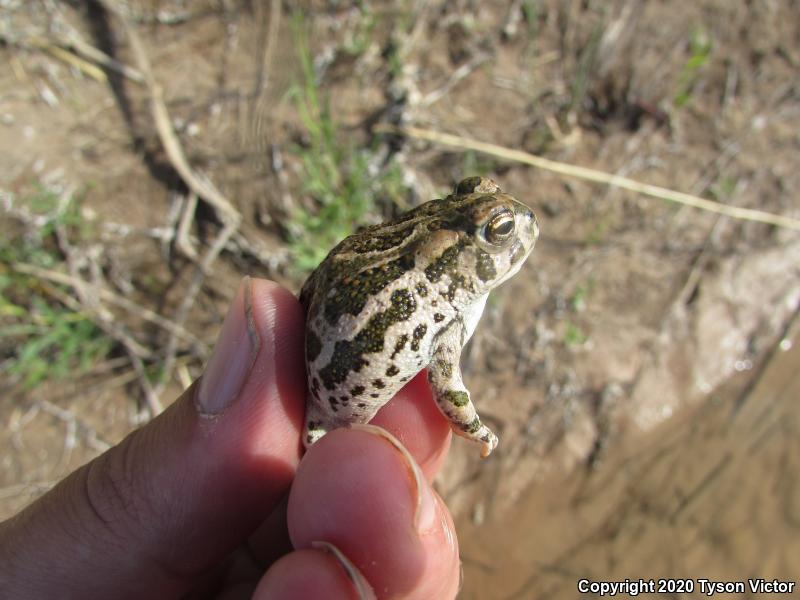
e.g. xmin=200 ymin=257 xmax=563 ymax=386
xmin=197 ymin=277 xmax=261 ymax=415
xmin=311 ymin=541 xmax=376 ymax=600
xmin=349 ymin=424 xmax=438 ymax=535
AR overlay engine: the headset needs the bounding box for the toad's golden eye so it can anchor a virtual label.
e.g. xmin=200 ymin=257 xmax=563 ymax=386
xmin=484 ymin=209 xmax=515 ymax=246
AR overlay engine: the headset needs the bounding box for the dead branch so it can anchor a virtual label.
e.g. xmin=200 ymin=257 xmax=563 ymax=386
xmin=12 ymin=263 xmax=205 ymax=350
xmin=392 ymin=125 xmax=800 ymax=232
xmin=96 ymin=0 xmax=241 ymax=228
xmin=0 ymin=29 xmax=145 ymax=84
xmin=154 ymin=218 xmax=239 ymax=398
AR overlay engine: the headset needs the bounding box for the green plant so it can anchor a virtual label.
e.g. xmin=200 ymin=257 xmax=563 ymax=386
xmin=586 ymin=215 xmax=612 ymax=245
xmin=461 ymin=151 xmax=499 ymax=180
xmin=563 ymin=280 xmax=593 ymax=346
xmin=520 ymin=0 xmax=542 ymax=72
xmin=568 ymin=20 xmax=604 ymax=118
xmin=673 ymin=28 xmax=712 ymax=108
xmin=709 ymin=174 xmax=737 ymax=201
xmin=341 ymin=0 xmax=376 ymax=57
xmin=569 ymin=281 xmax=593 ymax=312
xmin=0 ymin=294 xmax=113 ymax=388
xmin=522 ymin=0 xmax=540 ymax=41
xmin=0 ymin=190 xmax=113 ymax=389
xmin=563 ymin=320 xmax=587 ymax=346
xmin=287 ymin=13 xmax=408 ymax=273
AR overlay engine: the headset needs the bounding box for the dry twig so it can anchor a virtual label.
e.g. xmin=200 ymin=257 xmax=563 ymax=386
xmin=154 ymin=218 xmax=239 ymax=398
xmin=88 ymin=0 xmax=247 ymax=396
xmin=249 ymin=0 xmax=283 ymax=150
xmin=96 ymin=0 xmax=240 ymax=228
xmin=421 ymin=52 xmax=490 ymax=107
xmin=42 ymin=45 xmax=107 ymax=82
xmin=12 ymin=262 xmax=204 ymax=349
xmin=174 ymin=192 xmax=199 ymax=260
xmin=393 ymin=126 xmax=800 ymax=232
xmin=0 ymin=29 xmax=145 ymax=84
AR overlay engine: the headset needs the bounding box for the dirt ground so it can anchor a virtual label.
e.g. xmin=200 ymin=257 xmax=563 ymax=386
xmin=1 ymin=1 xmax=799 ymax=597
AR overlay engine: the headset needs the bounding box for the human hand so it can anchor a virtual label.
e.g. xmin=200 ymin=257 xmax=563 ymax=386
xmin=0 ymin=277 xmax=460 ymax=599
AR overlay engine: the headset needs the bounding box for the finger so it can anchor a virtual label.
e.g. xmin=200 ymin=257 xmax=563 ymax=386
xmin=370 ymin=371 xmax=452 ymax=479
xmin=254 ymin=548 xmax=375 ymax=600
xmin=246 ymin=371 xmax=453 ymax=563
xmin=0 ymin=278 xmax=306 ymax=599
xmin=287 ymin=427 xmax=460 ymax=599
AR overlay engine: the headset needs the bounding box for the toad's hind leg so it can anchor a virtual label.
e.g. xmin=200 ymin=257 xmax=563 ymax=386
xmin=303 ymin=389 xmax=379 ymax=448
xmin=427 ymin=320 xmax=498 ymax=457
xmin=303 ymin=393 xmax=335 ymax=448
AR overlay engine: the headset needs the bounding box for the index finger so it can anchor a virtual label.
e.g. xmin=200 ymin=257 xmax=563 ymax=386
xmin=369 ymin=371 xmax=453 ymax=480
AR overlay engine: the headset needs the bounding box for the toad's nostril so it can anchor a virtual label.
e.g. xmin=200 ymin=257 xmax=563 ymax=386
xmin=527 ymin=213 xmax=540 ymax=239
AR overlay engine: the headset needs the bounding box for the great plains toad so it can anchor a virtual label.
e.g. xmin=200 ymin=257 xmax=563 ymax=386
xmin=300 ymin=176 xmax=539 ymax=457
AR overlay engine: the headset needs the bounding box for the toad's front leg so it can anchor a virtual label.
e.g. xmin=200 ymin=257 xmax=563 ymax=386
xmin=427 ymin=319 xmax=498 ymax=457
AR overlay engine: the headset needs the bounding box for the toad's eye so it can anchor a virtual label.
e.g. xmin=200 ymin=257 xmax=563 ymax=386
xmin=483 ymin=209 xmax=515 ymax=246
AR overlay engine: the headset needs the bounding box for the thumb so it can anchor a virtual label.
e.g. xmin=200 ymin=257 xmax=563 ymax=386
xmin=0 ymin=278 xmax=306 ymax=599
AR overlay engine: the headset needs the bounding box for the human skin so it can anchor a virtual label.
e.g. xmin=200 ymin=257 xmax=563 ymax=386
xmin=0 ymin=277 xmax=460 ymax=599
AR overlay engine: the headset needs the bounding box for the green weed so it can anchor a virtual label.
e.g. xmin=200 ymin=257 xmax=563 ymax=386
xmin=568 ymin=20 xmax=604 ymax=118
xmin=522 ymin=0 xmax=541 ymax=41
xmin=461 ymin=151 xmax=500 ymax=181
xmin=586 ymin=215 xmax=612 ymax=245
xmin=709 ymin=174 xmax=737 ymax=201
xmin=569 ymin=281 xmax=593 ymax=313
xmin=563 ymin=281 xmax=593 ymax=346
xmin=564 ymin=320 xmax=587 ymax=347
xmin=0 ymin=189 xmax=113 ymax=389
xmin=673 ymin=28 xmax=712 ymax=108
xmin=287 ymin=13 xmax=408 ymax=273
xmin=341 ymin=1 xmax=376 ymax=57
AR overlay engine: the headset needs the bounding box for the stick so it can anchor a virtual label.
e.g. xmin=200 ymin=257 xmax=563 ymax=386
xmin=391 ymin=125 xmax=800 ymax=232
xmin=12 ymin=263 xmax=205 ymax=349
xmin=96 ymin=0 xmax=241 ymax=227
xmin=155 ymin=218 xmax=239 ymax=398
